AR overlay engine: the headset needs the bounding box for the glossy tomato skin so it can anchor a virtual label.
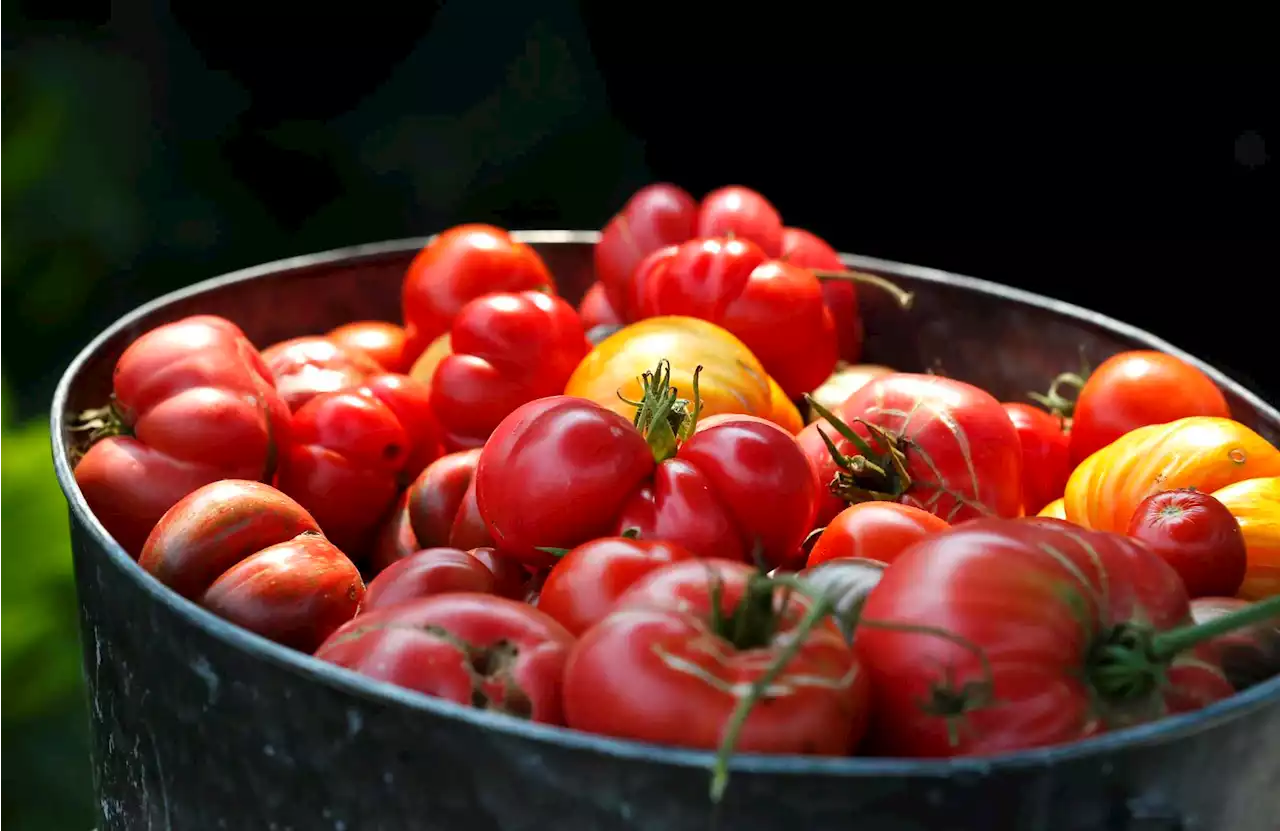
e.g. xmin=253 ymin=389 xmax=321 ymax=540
xmin=275 ymin=390 xmax=409 ymax=556
xmin=262 ymin=335 xmax=385 ymax=412
xmin=74 ymin=316 xmax=292 ymax=556
xmin=370 ymin=490 xmax=419 ymax=574
xmin=1190 ymin=596 xmax=1280 ymax=691
xmin=1070 ymin=351 xmax=1231 ymax=465
xmin=596 ymin=184 xmax=699 ymax=322
xmin=696 ymin=186 xmax=784 ymax=257
xmin=1212 ymin=477 xmax=1280 ymax=600
xmin=802 ymin=373 xmax=1024 ymax=528
xmin=430 ymin=291 xmax=590 ymax=452
xmin=806 ymin=364 xmax=895 ymax=423
xmin=577 ymin=282 xmax=625 ymax=331
xmin=1063 ymin=417 xmax=1280 ymax=533
xmin=327 ymin=321 xmax=410 ymax=373
xmin=139 ymin=479 xmax=363 ymax=651
xmin=637 ymin=237 xmax=838 ymax=398
xmin=564 ymin=558 xmax=868 ymax=754
xmin=1126 ymin=489 xmax=1247 ymax=598
xmin=780 ymin=226 xmax=863 ymax=363
xmin=856 ymin=518 xmax=1232 ymax=758
xmin=401 ymin=224 xmax=554 ymax=360
xmin=316 ymin=593 xmax=574 ymax=724
xmin=537 ymin=537 xmax=699 ymax=636
xmin=363 ymin=547 xmax=498 ymax=611
xmin=807 ymin=501 xmax=949 ymax=567
xmin=1002 ymin=402 xmax=1072 ymax=516
xmin=359 ymin=373 xmax=441 ymax=480
xmin=406 ymin=449 xmax=483 ymax=551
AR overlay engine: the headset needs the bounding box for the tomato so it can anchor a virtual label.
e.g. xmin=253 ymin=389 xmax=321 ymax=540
xmin=327 ymin=321 xmax=411 ymax=373
xmin=696 ymin=186 xmax=784 ymax=257
xmin=1038 ymin=498 xmax=1067 ymax=519
xmin=779 ymin=226 xmax=863 ymax=363
xmin=577 ymin=281 xmax=624 ymax=330
xmin=537 ymin=536 xmax=699 ymax=636
xmin=1211 ymin=477 xmax=1280 ymax=600
xmin=406 ymin=448 xmax=483 ymax=551
xmin=636 ymin=237 xmax=838 ymax=398
xmin=1068 ymin=351 xmax=1231 ymax=465
xmin=477 ymin=367 xmax=818 ymax=569
xmin=767 ymin=376 xmax=804 ymax=435
xmin=1002 ymin=402 xmax=1071 ymax=515
xmin=430 ymin=291 xmax=591 ymax=451
xmin=807 ymin=502 xmax=949 ymax=568
xmin=262 ymin=335 xmax=385 ymax=412
xmin=806 ymin=364 xmax=895 ymax=424
xmin=363 ymin=546 xmax=504 ymax=611
xmin=407 ymin=332 xmax=452 ymax=391
xmin=139 ymin=480 xmax=363 ymax=651
xmin=401 ymin=224 xmax=554 ymax=361
xmin=563 ymin=558 xmax=867 ymax=759
xmin=566 ymin=316 xmax=776 ymax=426
xmin=1126 ymin=488 xmax=1247 ymax=598
xmin=1190 ymin=596 xmax=1280 ymax=691
xmin=802 ymin=373 xmax=1024 ymax=529
xmin=73 ymin=315 xmax=292 ymax=556
xmin=315 ymin=593 xmax=574 ymax=724
xmin=1063 ymin=417 xmax=1280 ymax=533
xmin=596 ymin=184 xmax=699 ymax=321
xmin=856 ymin=517 xmax=1236 ymax=758
xmin=370 ymin=490 xmax=419 ymax=573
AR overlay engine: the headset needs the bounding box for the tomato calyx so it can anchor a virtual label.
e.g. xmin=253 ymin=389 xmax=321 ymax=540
xmin=71 ymin=399 xmax=132 ymax=443
xmin=809 ymin=269 xmax=916 ymax=311
xmin=620 ymin=359 xmax=704 ymax=462
xmin=805 ymin=397 xmax=912 ymax=503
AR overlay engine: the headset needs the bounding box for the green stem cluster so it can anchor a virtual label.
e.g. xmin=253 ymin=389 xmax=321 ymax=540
xmin=803 ymin=397 xmax=911 ymax=503
xmin=619 ymin=359 xmax=704 ymax=463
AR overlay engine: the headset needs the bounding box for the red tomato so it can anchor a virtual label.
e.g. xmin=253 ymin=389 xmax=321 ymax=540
xmin=315 ymin=593 xmax=574 ymax=724
xmin=363 ymin=547 xmax=500 ymax=611
xmin=856 ymin=517 xmax=1234 ymax=758
xmin=807 ymin=502 xmax=949 ymax=567
xmin=1069 ymin=351 xmax=1231 ymax=465
xmin=476 ymin=375 xmax=818 ymax=570
xmin=73 ymin=315 xmax=292 ymax=556
xmin=430 ymin=291 xmax=591 ymax=451
xmin=1126 ymin=489 xmax=1248 ymax=598
xmin=139 ymin=480 xmax=363 ymax=651
xmin=359 ymin=373 xmax=441 ymax=480
xmin=577 ymin=281 xmax=624 ymax=330
xmin=1190 ymin=596 xmax=1280 ymax=691
xmin=595 ymin=184 xmax=699 ymax=322
xmin=696 ymin=186 xmax=784 ymax=257
xmin=802 ymin=373 xmax=1024 ymax=528
xmin=537 ymin=537 xmax=699 ymax=636
xmin=401 ymin=224 xmax=554 ymax=361
xmin=1002 ymin=402 xmax=1071 ymax=516
xmin=564 ymin=558 xmax=868 ymax=756
xmin=370 ymin=490 xmax=419 ymax=574
xmin=327 ymin=321 xmax=411 ymax=373
xmin=262 ymin=335 xmax=385 ymax=412
xmin=405 ymin=449 xmax=483 ymax=551
xmin=636 ymin=237 xmax=838 ymax=398
xmin=779 ymin=226 xmax=863 ymax=364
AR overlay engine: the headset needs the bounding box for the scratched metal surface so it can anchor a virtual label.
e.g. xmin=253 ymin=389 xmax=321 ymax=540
xmin=53 ymin=232 xmax=1280 ymax=831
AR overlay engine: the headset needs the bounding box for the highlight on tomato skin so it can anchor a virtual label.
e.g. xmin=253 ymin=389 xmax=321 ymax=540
xmin=1126 ymin=488 xmax=1248 ymax=600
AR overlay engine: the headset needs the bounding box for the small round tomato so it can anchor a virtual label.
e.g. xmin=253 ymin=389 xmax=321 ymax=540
xmin=806 ymin=364 xmax=895 ymax=424
xmin=696 ymin=186 xmax=785 ymax=257
xmin=363 ymin=547 xmax=500 ymax=611
xmin=779 ymin=226 xmax=863 ymax=363
xmin=596 ymin=184 xmax=698 ymax=322
xmin=1190 ymin=596 xmax=1280 ymax=691
xmin=401 ymin=224 xmax=554 ymax=360
xmin=564 ymin=558 xmax=868 ymax=756
xmin=577 ymin=281 xmax=624 ymax=330
xmin=316 ymin=593 xmax=574 ymax=724
xmin=262 ymin=335 xmax=385 ymax=412
xmin=139 ymin=480 xmax=363 ymax=651
xmin=406 ymin=449 xmax=483 ymax=551
xmin=1002 ymin=402 xmax=1071 ymax=516
xmin=327 ymin=321 xmax=411 ymax=373
xmin=1069 ymin=350 xmax=1231 ymax=465
xmin=1126 ymin=488 xmax=1248 ymax=598
xmin=807 ymin=502 xmax=950 ymax=568
xmin=537 ymin=536 xmax=699 ymax=636
xmin=430 ymin=291 xmax=590 ymax=451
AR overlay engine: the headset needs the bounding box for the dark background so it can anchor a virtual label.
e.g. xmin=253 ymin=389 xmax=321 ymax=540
xmin=3 ymin=3 xmax=1274 ymax=828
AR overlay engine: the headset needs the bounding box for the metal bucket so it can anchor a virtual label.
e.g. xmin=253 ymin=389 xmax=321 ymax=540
xmin=50 ymin=231 xmax=1280 ymax=831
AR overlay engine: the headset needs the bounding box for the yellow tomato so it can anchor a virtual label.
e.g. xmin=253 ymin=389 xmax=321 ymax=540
xmin=1212 ymin=477 xmax=1280 ymax=600
xmin=768 ymin=377 xmax=805 ymax=435
xmin=1037 ymin=497 xmax=1066 ymax=520
xmin=565 ymin=316 xmax=781 ymax=427
xmin=1063 ymin=416 xmax=1280 ymax=532
xmin=408 ymin=332 xmax=453 ymax=390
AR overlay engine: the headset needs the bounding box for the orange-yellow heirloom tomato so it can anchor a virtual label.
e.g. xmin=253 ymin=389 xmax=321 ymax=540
xmin=767 ymin=376 xmax=804 ymax=434
xmin=1211 ymin=476 xmax=1280 ymax=600
xmin=1063 ymin=416 xmax=1280 ymax=533
xmin=565 ymin=315 xmax=803 ymax=431
xmin=407 ymin=332 xmax=453 ymax=390
xmin=1037 ymin=497 xmax=1067 ymax=520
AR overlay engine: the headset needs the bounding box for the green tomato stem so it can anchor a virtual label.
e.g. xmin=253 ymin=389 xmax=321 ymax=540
xmin=1151 ymin=594 xmax=1280 ymax=661
xmin=810 ymin=269 xmax=915 ymax=311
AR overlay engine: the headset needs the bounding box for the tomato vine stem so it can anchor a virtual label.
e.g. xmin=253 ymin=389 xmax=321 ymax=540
xmin=810 ymin=269 xmax=915 ymax=311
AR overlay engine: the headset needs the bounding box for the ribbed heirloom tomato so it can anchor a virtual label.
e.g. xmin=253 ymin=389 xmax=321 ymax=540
xmin=856 ymin=517 xmax=1239 ymax=758
xmin=801 ymin=373 xmax=1024 ymax=528
xmin=73 ymin=315 xmax=292 ymax=555
xmin=429 ymin=291 xmax=590 ymax=451
xmin=262 ymin=335 xmax=386 ymax=412
xmin=476 ymin=361 xmax=818 ymax=569
xmin=1212 ymin=477 xmax=1280 ymax=600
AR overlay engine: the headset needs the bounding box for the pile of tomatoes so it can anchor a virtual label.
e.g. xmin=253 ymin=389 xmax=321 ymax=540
xmin=71 ymin=182 xmax=1280 ymax=790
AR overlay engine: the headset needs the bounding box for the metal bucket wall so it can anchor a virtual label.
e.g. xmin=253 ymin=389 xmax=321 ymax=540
xmin=52 ymin=232 xmax=1280 ymax=831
